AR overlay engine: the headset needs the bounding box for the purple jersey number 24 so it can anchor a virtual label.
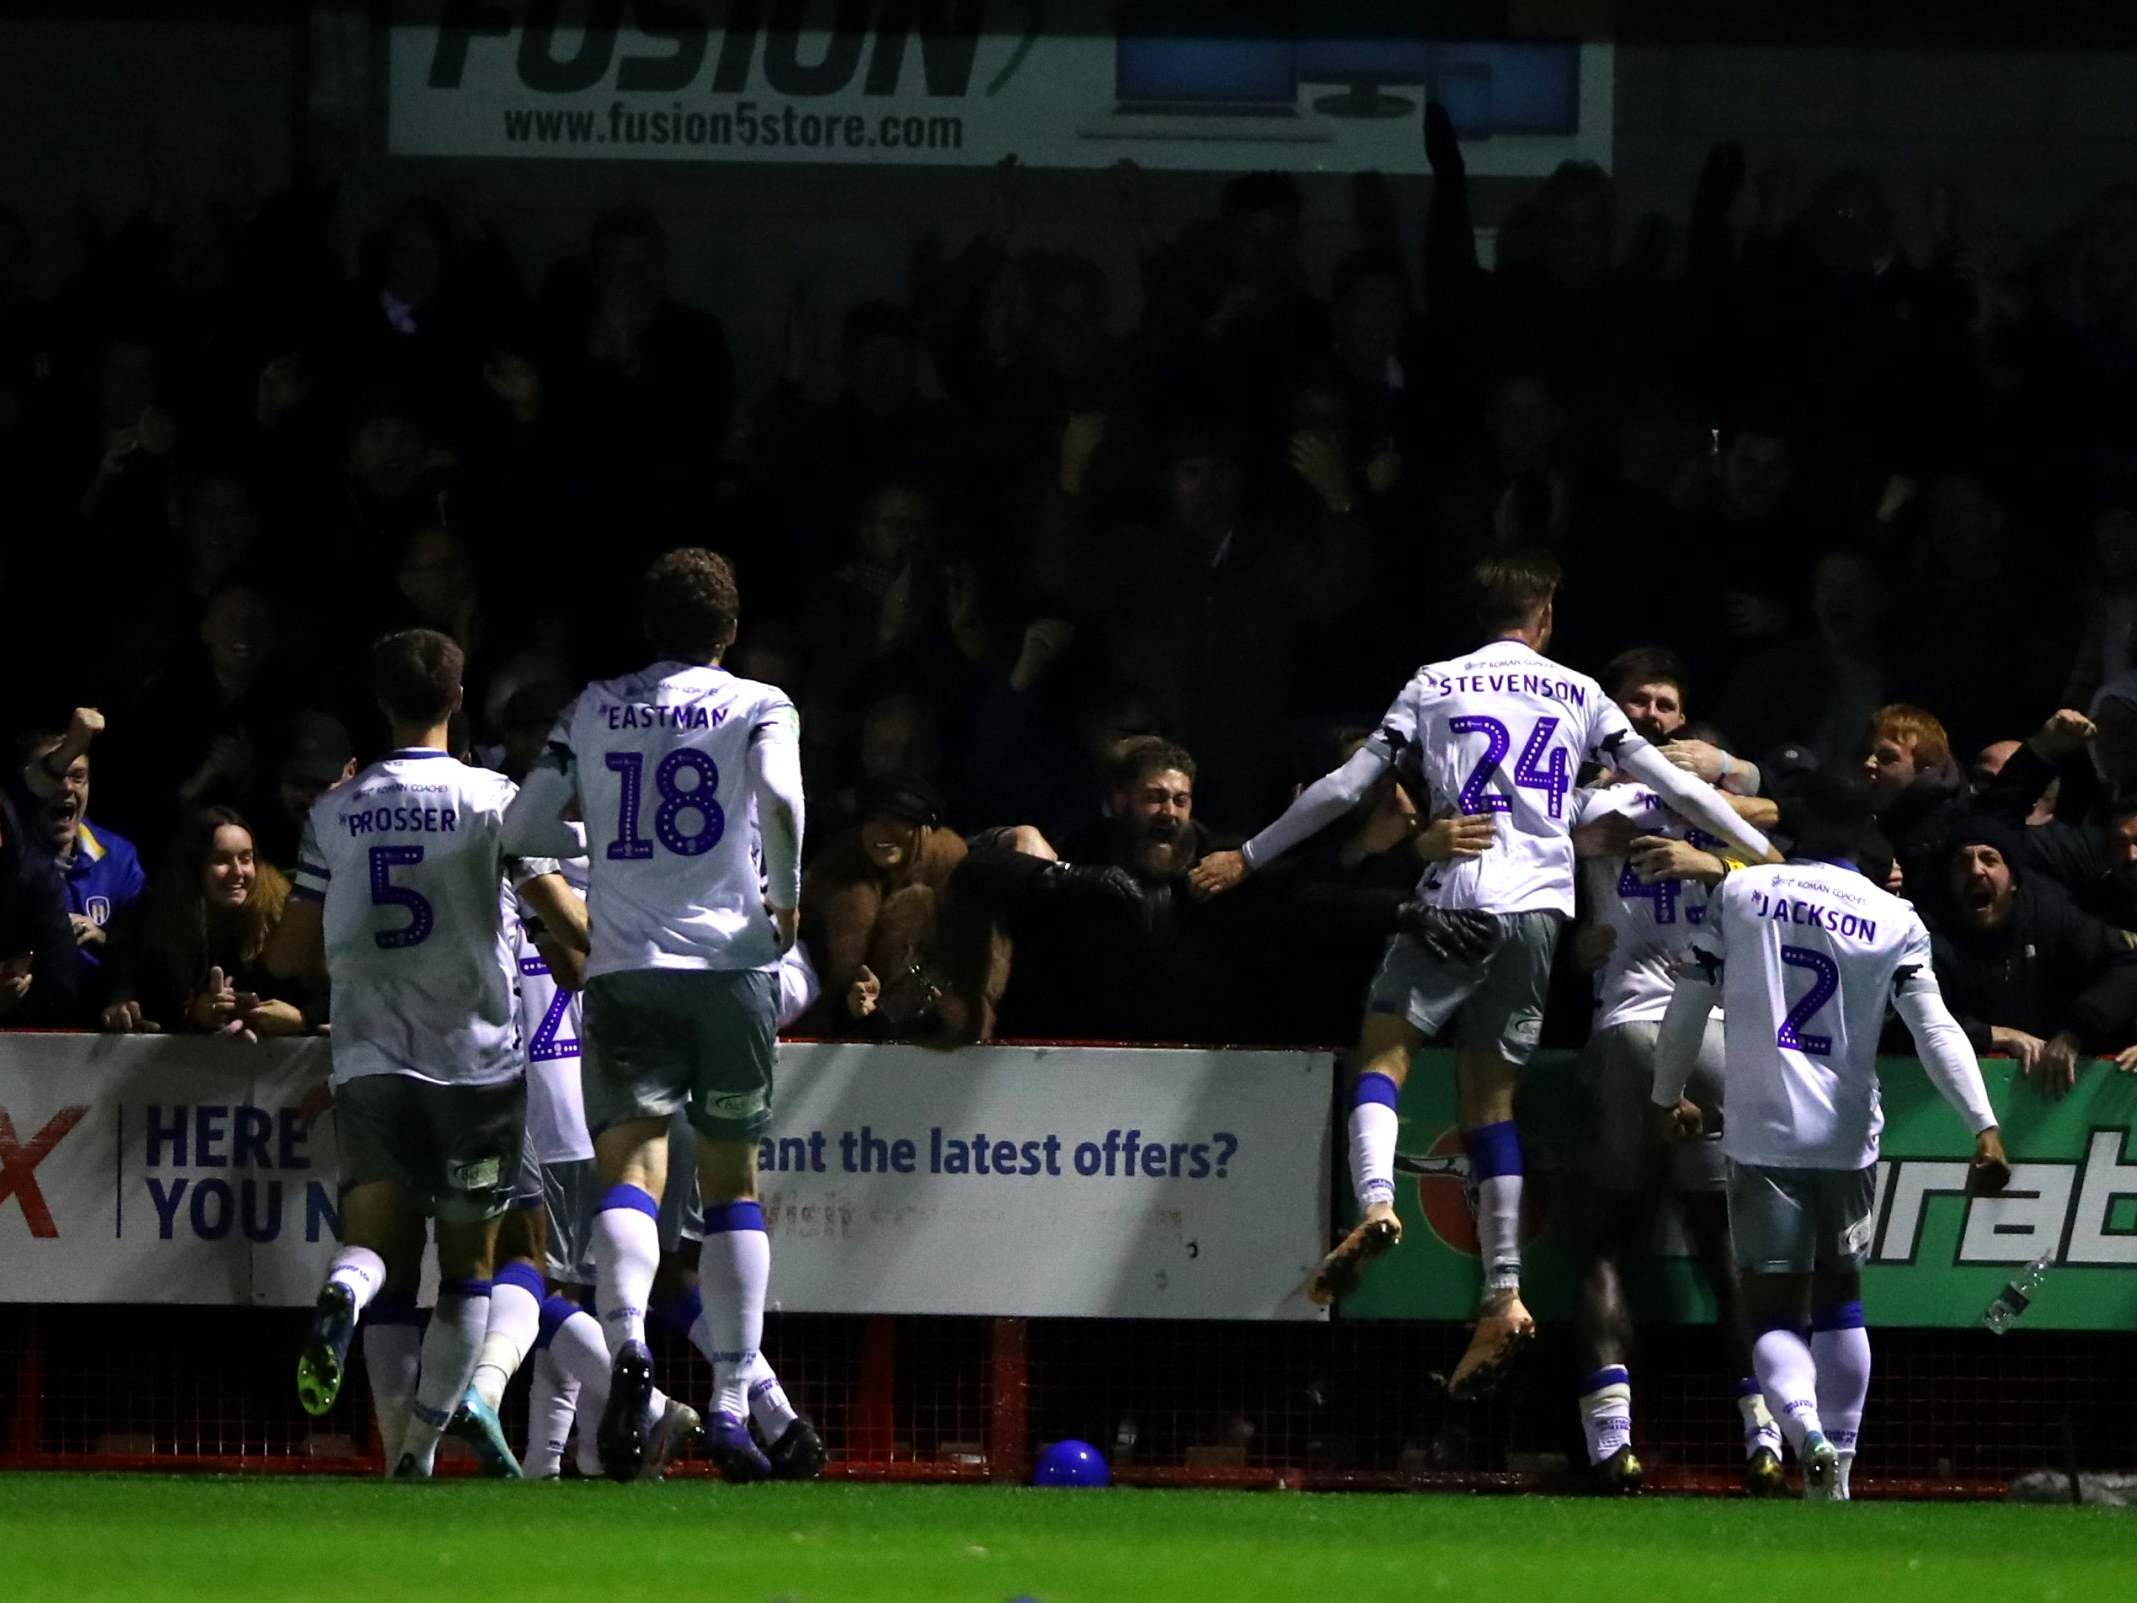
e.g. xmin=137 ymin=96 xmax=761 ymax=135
xmin=1453 ymin=715 xmax=1571 ymax=820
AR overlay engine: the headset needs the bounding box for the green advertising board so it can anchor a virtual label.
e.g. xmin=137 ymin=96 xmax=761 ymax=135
xmin=1339 ymin=1052 xmax=2137 ymax=1330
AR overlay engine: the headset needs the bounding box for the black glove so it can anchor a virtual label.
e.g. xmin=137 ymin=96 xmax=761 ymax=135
xmin=1037 ymin=861 xmax=1144 ymax=907
xmin=1396 ymin=903 xmax=1501 ymax=967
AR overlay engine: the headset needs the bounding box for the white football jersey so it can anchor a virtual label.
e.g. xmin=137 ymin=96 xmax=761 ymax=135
xmin=549 ymin=663 xmax=797 ymax=980
xmin=295 ymin=750 xmax=552 ymax=1089
xmin=1690 ymin=859 xmax=1940 ymax=1169
xmin=1579 ymin=784 xmax=1725 ymax=1031
xmin=1370 ymin=640 xmax=1635 ymax=916
xmin=515 ymin=860 xmax=591 ymax=1164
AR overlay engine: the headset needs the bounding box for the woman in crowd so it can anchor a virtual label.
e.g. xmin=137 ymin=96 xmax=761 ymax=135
xmin=100 ymin=806 xmax=312 ymax=1037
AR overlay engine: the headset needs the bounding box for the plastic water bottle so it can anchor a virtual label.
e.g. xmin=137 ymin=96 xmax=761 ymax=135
xmin=1982 ymin=1249 xmax=2053 ymax=1334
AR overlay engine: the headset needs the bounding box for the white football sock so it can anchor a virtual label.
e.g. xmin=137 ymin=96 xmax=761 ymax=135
xmin=399 ymin=1281 xmax=490 ymax=1475
xmin=1752 ymin=1327 xmax=1823 ymax=1452
xmin=525 ymin=1349 xmax=579 ymax=1479
xmin=747 ymin=1356 xmax=800 ymax=1441
xmin=325 ymin=1245 xmax=387 ymax=1312
xmin=1475 ymin=1177 xmax=1523 ymax=1292
xmin=1348 ymin=1072 xmax=1400 ymax=1212
xmin=470 ymin=1263 xmax=545 ymax=1412
xmin=1577 ymin=1365 xmax=1633 ymax=1466
xmin=1813 ymin=1312 xmax=1871 ymax=1500
xmin=1736 ymin=1380 xmax=1782 ymax=1458
xmin=361 ymin=1307 xmax=423 ymax=1469
xmin=1463 ymin=1122 xmax=1524 ymax=1294
xmin=695 ymin=1201 xmax=770 ymax=1418
xmin=593 ymin=1186 xmax=662 ymax=1356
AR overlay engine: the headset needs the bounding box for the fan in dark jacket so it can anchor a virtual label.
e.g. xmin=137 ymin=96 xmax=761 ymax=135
xmin=0 ymin=792 xmax=88 ymax=1027
xmin=1925 ymin=814 xmax=2137 ymax=1100
xmin=1977 ymin=705 xmax=2137 ymax=930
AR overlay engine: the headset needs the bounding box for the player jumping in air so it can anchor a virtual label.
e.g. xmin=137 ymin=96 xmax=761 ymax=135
xmin=1650 ymin=768 xmax=2011 ymax=1499
xmin=273 ymin=629 xmax=588 ymax=1478
xmin=503 ymin=547 xmax=805 ymax=1483
xmin=1192 ymin=551 xmax=1775 ymax=1397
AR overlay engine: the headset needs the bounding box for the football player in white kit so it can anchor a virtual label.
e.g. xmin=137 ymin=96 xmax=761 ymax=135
xmin=511 ymin=863 xmax=830 ymax=1480
xmin=503 ymin=547 xmax=804 ymax=1483
xmin=1567 ymin=764 xmax=1787 ymax=1495
xmin=273 ymin=629 xmax=589 ymax=1478
xmin=1650 ymin=767 xmax=2011 ymax=1499
xmin=1192 ymin=550 xmax=1776 ymax=1395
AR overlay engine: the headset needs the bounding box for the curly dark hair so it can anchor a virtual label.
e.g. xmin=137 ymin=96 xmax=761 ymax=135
xmin=642 ymin=546 xmax=741 ymax=663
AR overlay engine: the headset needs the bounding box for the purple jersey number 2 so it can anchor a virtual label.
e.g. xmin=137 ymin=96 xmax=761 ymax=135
xmin=1777 ymin=944 xmax=1839 ymax=1057
xmin=1454 ymin=715 xmax=1571 ymax=820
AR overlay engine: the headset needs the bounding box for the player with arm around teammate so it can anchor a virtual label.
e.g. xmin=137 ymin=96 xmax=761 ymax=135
xmin=502 ymin=547 xmax=804 ymax=1483
xmin=1649 ymin=768 xmax=2011 ymax=1499
xmin=270 ymin=629 xmax=589 ymax=1478
xmin=1193 ymin=550 xmax=1777 ymax=1396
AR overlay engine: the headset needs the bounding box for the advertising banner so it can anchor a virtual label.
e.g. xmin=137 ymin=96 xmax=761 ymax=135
xmin=0 ymin=1036 xmax=1332 ymax=1320
xmin=388 ymin=2 xmax=1611 ymax=178
xmin=1340 ymin=1051 xmax=2137 ymax=1331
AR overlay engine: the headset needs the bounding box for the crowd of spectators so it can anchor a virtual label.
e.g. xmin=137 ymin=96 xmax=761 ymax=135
xmin=9 ymin=111 xmax=2137 ymax=1094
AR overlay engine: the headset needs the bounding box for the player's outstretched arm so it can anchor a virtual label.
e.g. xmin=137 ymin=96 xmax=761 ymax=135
xmin=1613 ymin=739 xmax=1777 ymax=862
xmin=1190 ymin=743 xmax=1393 ymax=899
xmin=1893 ymin=971 xmax=1998 ymax=1128
xmin=501 ymin=759 xmax=583 ymax=860
xmin=1649 ymin=961 xmax=1721 ymax=1132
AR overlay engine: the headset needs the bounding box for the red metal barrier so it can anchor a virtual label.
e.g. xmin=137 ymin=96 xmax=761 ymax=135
xmin=3 ymin=1304 xmax=2128 ymax=1497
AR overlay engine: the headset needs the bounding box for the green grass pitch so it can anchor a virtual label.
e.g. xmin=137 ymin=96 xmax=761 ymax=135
xmin=0 ymin=1475 xmax=2123 ymax=1603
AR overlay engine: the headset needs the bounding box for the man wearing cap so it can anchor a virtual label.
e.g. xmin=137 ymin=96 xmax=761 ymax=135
xmin=1926 ymin=812 xmax=2137 ymax=1099
xmin=253 ymin=710 xmax=356 ymax=873
xmin=800 ymin=771 xmax=1007 ymax=1044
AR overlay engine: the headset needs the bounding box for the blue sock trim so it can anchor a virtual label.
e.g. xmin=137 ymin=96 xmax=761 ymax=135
xmin=494 ymin=1261 xmax=547 ymax=1301
xmin=702 ymin=1200 xmax=767 ymax=1235
xmin=1753 ymin=1316 xmax=1810 ymax=1339
xmin=534 ymin=1294 xmax=581 ymax=1351
xmin=1351 ymin=1071 xmax=1401 ymax=1111
xmin=1579 ymin=1365 xmax=1630 ymax=1395
xmin=368 ymin=1293 xmax=421 ymax=1326
xmin=598 ymin=1182 xmax=661 ymax=1222
xmin=1733 ymin=1376 xmax=1763 ymax=1400
xmin=652 ymin=1283 xmax=706 ymax=1337
xmin=1811 ymin=1300 xmax=1866 ymax=1333
xmin=1463 ymin=1120 xmax=1523 ymax=1181
xmin=438 ymin=1277 xmax=492 ymax=1300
